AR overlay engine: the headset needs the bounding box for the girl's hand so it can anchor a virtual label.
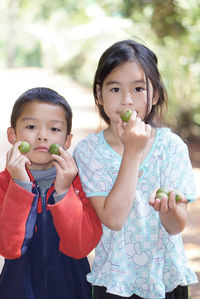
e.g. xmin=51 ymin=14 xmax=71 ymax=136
xmin=149 ymin=188 xmax=188 ymax=234
xmin=6 ymin=141 xmax=31 ymax=182
xmin=149 ymin=188 xmax=187 ymax=213
xmin=52 ymin=147 xmax=78 ymax=195
xmin=117 ymin=111 xmax=151 ymax=154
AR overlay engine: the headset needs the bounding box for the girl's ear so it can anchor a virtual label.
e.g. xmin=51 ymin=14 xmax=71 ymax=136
xmin=7 ymin=127 xmax=17 ymax=145
xmin=96 ymin=84 xmax=103 ymax=105
xmin=152 ymin=90 xmax=159 ymax=105
xmin=63 ymin=134 xmax=73 ymax=150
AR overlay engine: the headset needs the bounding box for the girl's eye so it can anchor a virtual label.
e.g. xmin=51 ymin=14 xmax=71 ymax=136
xmin=135 ymin=87 xmax=144 ymax=92
xmin=111 ymin=87 xmax=120 ymax=92
xmin=51 ymin=127 xmax=61 ymax=132
xmin=26 ymin=125 xmax=35 ymax=129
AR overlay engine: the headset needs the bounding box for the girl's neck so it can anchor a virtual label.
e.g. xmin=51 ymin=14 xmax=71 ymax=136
xmin=104 ymin=126 xmax=124 ymax=156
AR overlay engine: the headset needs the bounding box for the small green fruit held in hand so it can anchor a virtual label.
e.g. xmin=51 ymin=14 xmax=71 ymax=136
xmin=49 ymin=144 xmax=61 ymax=155
xmin=156 ymin=187 xmax=181 ymax=203
xmin=120 ymin=110 xmax=132 ymax=122
xmin=174 ymin=190 xmax=182 ymax=203
xmin=156 ymin=187 xmax=169 ymax=196
xmin=18 ymin=141 xmax=30 ymax=153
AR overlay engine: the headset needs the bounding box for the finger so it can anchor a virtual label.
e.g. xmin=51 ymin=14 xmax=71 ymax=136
xmin=6 ymin=148 xmax=13 ymax=163
xmin=179 ymin=196 xmax=188 ymax=204
xmin=116 ymin=118 xmax=125 ymax=137
xmin=130 ymin=110 xmax=137 ymax=121
xmin=125 ymin=111 xmax=138 ymax=128
xmin=145 ymin=124 xmax=152 ymax=136
xmin=52 ymin=150 xmax=77 ymax=170
xmin=13 ymin=155 xmax=31 ymax=168
xmin=148 ymin=189 xmax=157 ymax=205
xmin=168 ymin=191 xmax=180 ymax=211
xmin=153 ymin=199 xmax=162 ymax=211
xmin=10 ymin=141 xmax=23 ymax=159
xmin=160 ymin=195 xmax=170 ymax=213
xmin=51 ymin=155 xmax=65 ymax=170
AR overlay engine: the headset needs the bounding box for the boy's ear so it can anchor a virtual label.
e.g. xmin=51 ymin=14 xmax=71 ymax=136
xmin=96 ymin=84 xmax=103 ymax=105
xmin=7 ymin=127 xmax=17 ymax=145
xmin=63 ymin=134 xmax=73 ymax=150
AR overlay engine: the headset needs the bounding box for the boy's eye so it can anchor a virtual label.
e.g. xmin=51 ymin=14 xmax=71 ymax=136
xmin=51 ymin=127 xmax=61 ymax=132
xmin=111 ymin=87 xmax=120 ymax=92
xmin=135 ymin=87 xmax=144 ymax=92
xmin=26 ymin=125 xmax=35 ymax=129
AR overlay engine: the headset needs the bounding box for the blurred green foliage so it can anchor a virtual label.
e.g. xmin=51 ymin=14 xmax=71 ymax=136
xmin=0 ymin=0 xmax=200 ymax=140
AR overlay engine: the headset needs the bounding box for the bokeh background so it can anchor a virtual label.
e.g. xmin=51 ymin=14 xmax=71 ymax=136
xmin=0 ymin=0 xmax=200 ymax=298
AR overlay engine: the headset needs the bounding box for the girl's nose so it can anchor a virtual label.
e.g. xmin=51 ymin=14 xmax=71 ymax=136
xmin=121 ymin=93 xmax=133 ymax=106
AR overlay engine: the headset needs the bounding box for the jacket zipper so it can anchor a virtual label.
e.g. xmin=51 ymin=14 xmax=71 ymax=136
xmin=41 ymin=191 xmax=48 ymax=299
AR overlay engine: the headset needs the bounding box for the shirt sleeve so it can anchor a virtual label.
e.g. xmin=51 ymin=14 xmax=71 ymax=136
xmin=73 ymin=138 xmax=114 ymax=197
xmin=48 ymin=175 xmax=102 ymax=259
xmin=0 ymin=170 xmax=36 ymax=259
xmin=160 ymin=132 xmax=197 ymax=202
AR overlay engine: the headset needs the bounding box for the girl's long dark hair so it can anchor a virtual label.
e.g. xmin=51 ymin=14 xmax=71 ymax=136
xmin=93 ymin=39 xmax=168 ymax=126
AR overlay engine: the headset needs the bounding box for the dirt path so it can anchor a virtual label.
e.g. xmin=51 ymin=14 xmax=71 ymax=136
xmin=0 ymin=68 xmax=199 ymax=298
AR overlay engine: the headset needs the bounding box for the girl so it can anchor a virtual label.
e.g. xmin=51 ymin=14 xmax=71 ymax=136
xmin=73 ymin=40 xmax=198 ymax=299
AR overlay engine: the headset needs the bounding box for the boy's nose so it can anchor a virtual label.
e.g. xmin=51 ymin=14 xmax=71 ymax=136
xmin=38 ymin=136 xmax=48 ymax=142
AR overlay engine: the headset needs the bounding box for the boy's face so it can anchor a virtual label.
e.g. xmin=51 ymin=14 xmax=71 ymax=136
xmin=7 ymin=101 xmax=72 ymax=170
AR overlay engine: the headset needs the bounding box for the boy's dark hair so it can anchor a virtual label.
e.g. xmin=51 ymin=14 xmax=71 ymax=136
xmin=10 ymin=87 xmax=72 ymax=135
xmin=93 ymin=39 xmax=168 ymax=126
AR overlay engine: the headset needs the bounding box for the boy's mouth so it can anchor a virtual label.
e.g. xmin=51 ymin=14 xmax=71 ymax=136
xmin=34 ymin=146 xmax=49 ymax=152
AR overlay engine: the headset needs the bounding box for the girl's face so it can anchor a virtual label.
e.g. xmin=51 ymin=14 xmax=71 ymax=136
xmin=7 ymin=101 xmax=72 ymax=170
xmin=97 ymin=61 xmax=158 ymax=125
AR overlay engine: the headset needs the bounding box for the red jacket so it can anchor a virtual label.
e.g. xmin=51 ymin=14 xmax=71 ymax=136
xmin=0 ymin=168 xmax=102 ymax=260
xmin=0 ymin=169 xmax=102 ymax=299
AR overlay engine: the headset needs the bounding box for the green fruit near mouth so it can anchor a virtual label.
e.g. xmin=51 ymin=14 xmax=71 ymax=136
xmin=49 ymin=144 xmax=61 ymax=155
xmin=18 ymin=141 xmax=30 ymax=153
xmin=120 ymin=110 xmax=132 ymax=122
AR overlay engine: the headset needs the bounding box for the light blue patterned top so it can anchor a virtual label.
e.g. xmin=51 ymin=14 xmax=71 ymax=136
xmin=73 ymin=128 xmax=198 ymax=299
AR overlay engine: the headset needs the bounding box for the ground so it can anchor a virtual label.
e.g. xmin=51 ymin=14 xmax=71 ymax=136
xmin=0 ymin=68 xmax=199 ymax=298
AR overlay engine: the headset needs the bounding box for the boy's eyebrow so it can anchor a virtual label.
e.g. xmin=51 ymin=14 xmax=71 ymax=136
xmin=105 ymin=79 xmax=146 ymax=85
xmin=22 ymin=117 xmax=65 ymax=124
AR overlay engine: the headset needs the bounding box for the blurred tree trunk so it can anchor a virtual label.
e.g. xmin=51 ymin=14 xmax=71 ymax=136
xmin=6 ymin=0 xmax=18 ymax=68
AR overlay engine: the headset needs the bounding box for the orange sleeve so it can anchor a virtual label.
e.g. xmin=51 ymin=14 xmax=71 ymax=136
xmin=48 ymin=175 xmax=102 ymax=259
xmin=0 ymin=172 xmax=35 ymax=259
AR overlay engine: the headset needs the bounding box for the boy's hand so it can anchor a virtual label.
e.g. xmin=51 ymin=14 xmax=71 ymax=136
xmin=6 ymin=141 xmax=31 ymax=182
xmin=149 ymin=188 xmax=187 ymax=213
xmin=52 ymin=147 xmax=78 ymax=195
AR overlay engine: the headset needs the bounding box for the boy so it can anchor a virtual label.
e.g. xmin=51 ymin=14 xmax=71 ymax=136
xmin=0 ymin=87 xmax=102 ymax=299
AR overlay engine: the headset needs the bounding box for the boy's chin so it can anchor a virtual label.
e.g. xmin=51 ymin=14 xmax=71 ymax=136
xmin=27 ymin=160 xmax=55 ymax=170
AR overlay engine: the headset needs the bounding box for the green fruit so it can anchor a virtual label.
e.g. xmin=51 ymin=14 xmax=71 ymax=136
xmin=18 ymin=141 xmax=30 ymax=153
xmin=156 ymin=192 xmax=168 ymax=200
xmin=120 ymin=110 xmax=132 ymax=122
xmin=49 ymin=144 xmax=61 ymax=155
xmin=173 ymin=190 xmax=182 ymax=203
xmin=156 ymin=187 xmax=169 ymax=195
xmin=156 ymin=188 xmax=181 ymax=203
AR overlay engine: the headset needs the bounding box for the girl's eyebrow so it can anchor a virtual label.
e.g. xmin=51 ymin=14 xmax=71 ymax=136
xmin=105 ymin=79 xmax=146 ymax=85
